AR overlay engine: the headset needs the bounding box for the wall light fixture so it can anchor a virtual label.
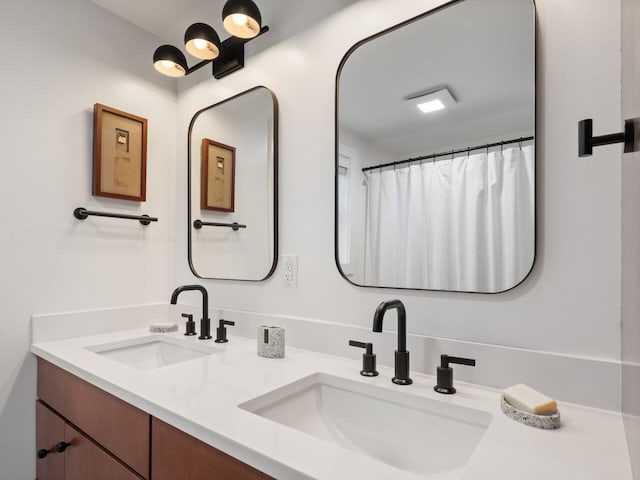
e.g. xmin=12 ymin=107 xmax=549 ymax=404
xmin=153 ymin=0 xmax=268 ymax=80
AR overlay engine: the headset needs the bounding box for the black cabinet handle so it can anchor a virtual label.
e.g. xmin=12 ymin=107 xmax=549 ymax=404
xmin=37 ymin=448 xmax=50 ymax=459
xmin=37 ymin=441 xmax=70 ymax=459
xmin=55 ymin=441 xmax=70 ymax=453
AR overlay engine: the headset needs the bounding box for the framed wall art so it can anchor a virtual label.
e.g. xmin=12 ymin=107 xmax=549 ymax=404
xmin=201 ymin=138 xmax=235 ymax=212
xmin=93 ymin=103 xmax=148 ymax=201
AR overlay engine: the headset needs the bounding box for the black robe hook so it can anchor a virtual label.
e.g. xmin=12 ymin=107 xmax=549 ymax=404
xmin=579 ymin=118 xmax=638 ymax=157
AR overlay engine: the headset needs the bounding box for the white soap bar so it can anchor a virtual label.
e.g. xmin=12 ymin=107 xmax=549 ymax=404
xmin=503 ymin=384 xmax=558 ymax=415
xmin=149 ymin=323 xmax=178 ymax=333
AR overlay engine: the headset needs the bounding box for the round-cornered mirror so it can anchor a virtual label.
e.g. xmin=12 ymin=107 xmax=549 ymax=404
xmin=189 ymin=86 xmax=278 ymax=280
xmin=335 ymin=0 xmax=536 ymax=293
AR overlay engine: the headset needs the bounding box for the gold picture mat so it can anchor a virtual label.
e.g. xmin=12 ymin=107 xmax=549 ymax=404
xmin=201 ymin=138 xmax=235 ymax=212
xmin=93 ymin=103 xmax=147 ymax=201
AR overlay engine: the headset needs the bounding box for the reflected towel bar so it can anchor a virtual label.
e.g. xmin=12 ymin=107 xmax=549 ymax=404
xmin=193 ymin=220 xmax=247 ymax=231
xmin=73 ymin=207 xmax=158 ymax=225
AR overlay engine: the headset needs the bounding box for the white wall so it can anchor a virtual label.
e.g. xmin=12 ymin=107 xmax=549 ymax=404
xmin=0 ymin=1 xmax=177 ymax=478
xmin=176 ymin=0 xmax=621 ymax=364
xmin=338 ymin=127 xmax=395 ymax=283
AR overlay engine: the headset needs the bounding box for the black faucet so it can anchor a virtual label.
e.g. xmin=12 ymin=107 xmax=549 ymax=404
xmin=170 ymin=285 xmax=211 ymax=340
xmin=215 ymin=319 xmax=235 ymax=343
xmin=434 ymin=354 xmax=476 ymax=394
xmin=372 ymin=299 xmax=412 ymax=385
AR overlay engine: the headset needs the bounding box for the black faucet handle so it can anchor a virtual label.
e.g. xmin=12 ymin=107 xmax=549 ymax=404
xmin=215 ymin=318 xmax=234 ymax=343
xmin=348 ymin=340 xmax=373 ymax=354
xmin=440 ymin=354 xmax=476 ymax=368
xmin=349 ymin=340 xmax=378 ymax=377
xmin=434 ymin=354 xmax=476 ymax=395
xmin=182 ymin=313 xmax=196 ymax=336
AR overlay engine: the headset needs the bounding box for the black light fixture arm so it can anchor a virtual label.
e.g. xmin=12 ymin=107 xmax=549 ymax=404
xmin=184 ymin=26 xmax=269 ymax=78
xmin=185 ymin=59 xmax=213 ymax=75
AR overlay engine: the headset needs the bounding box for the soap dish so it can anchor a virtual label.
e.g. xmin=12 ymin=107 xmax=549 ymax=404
xmin=149 ymin=323 xmax=178 ymax=333
xmin=500 ymin=395 xmax=561 ymax=430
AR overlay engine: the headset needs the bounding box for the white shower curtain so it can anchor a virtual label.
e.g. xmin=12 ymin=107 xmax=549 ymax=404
xmin=364 ymin=145 xmax=534 ymax=292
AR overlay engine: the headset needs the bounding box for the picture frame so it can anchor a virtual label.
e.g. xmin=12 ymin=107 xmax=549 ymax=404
xmin=201 ymin=138 xmax=236 ymax=212
xmin=93 ymin=103 xmax=148 ymax=202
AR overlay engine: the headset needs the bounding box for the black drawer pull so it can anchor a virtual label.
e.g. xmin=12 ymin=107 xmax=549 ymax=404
xmin=56 ymin=441 xmax=70 ymax=453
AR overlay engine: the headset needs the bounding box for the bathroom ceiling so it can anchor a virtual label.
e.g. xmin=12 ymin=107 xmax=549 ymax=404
xmin=339 ymin=0 xmax=535 ymax=158
xmin=89 ymin=0 xmax=361 ymax=58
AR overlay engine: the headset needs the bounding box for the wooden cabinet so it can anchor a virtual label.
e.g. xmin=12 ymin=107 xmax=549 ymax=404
xmin=36 ymin=358 xmax=273 ymax=480
xmin=65 ymin=423 xmax=140 ymax=480
xmin=36 ymin=401 xmax=65 ymax=480
xmin=36 ymin=401 xmax=141 ymax=480
xmin=38 ymin=359 xmax=150 ymax=478
xmin=151 ymin=418 xmax=274 ymax=480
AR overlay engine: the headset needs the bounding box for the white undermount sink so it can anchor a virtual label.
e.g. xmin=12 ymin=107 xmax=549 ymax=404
xmin=240 ymin=373 xmax=492 ymax=480
xmin=86 ymin=335 xmax=222 ymax=370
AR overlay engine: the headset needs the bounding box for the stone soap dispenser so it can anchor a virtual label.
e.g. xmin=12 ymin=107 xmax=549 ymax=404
xmin=257 ymin=326 xmax=285 ymax=358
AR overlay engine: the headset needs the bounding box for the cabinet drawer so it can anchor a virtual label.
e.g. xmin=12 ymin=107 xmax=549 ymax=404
xmin=151 ymin=418 xmax=273 ymax=480
xmin=36 ymin=401 xmax=65 ymax=480
xmin=37 ymin=359 xmax=150 ymax=479
xmin=65 ymin=424 xmax=141 ymax=480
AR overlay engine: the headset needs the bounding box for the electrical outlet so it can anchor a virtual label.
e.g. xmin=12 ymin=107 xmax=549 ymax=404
xmin=282 ymin=254 xmax=298 ymax=289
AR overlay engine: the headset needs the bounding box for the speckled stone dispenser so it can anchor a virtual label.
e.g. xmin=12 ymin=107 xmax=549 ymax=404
xmin=257 ymin=326 xmax=285 ymax=358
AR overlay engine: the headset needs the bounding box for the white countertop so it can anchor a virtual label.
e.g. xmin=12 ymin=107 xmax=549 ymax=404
xmin=32 ymin=323 xmax=632 ymax=480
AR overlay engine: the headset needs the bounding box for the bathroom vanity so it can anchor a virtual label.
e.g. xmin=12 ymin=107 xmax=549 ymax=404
xmin=36 ymin=359 xmax=270 ymax=480
xmin=31 ymin=306 xmax=632 ymax=480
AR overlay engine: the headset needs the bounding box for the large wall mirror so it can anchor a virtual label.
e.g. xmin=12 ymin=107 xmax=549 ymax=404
xmin=189 ymin=86 xmax=278 ymax=280
xmin=335 ymin=0 xmax=535 ymax=293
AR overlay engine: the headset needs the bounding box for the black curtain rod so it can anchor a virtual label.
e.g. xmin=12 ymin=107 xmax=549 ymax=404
xmin=361 ymin=136 xmax=534 ymax=172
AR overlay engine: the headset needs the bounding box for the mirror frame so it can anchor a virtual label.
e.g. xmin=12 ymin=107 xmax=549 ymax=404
xmin=334 ymin=0 xmax=537 ymax=294
xmin=188 ymin=86 xmax=279 ymax=281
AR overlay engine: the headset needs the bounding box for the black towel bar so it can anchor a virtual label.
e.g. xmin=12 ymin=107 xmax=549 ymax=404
xmin=73 ymin=207 xmax=158 ymax=226
xmin=193 ymin=220 xmax=246 ymax=231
